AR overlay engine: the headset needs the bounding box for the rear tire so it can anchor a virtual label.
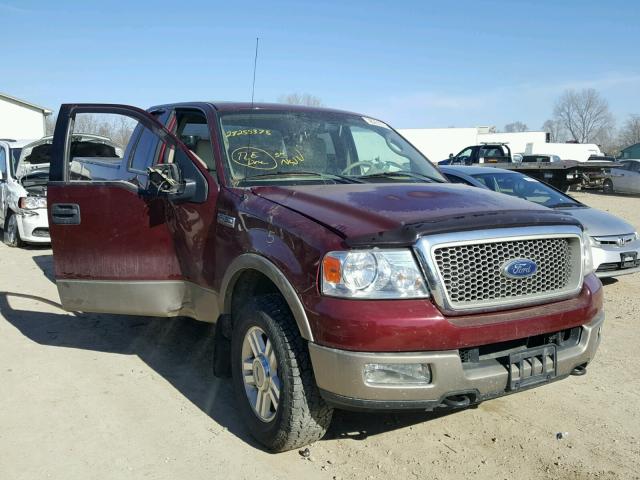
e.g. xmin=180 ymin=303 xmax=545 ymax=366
xmin=4 ymin=212 xmax=24 ymax=248
xmin=603 ymin=179 xmax=614 ymax=194
xmin=231 ymin=294 xmax=333 ymax=452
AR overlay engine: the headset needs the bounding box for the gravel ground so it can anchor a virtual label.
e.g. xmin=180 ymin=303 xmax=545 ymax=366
xmin=0 ymin=190 xmax=639 ymax=480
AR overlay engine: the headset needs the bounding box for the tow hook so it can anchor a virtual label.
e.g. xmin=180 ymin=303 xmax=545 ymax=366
xmin=570 ymin=364 xmax=587 ymax=376
xmin=443 ymin=394 xmax=472 ymax=408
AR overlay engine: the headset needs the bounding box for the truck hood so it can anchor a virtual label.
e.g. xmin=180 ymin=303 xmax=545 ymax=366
xmin=252 ymin=183 xmax=575 ymax=242
xmin=561 ymin=206 xmax=636 ymax=237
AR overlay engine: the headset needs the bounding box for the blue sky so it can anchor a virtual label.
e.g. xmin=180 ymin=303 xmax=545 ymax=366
xmin=2 ymin=0 xmax=639 ymax=130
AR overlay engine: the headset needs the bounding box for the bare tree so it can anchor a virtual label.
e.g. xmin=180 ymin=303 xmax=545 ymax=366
xmin=278 ymin=93 xmax=324 ymax=107
xmin=73 ymin=113 xmax=135 ymax=148
xmin=618 ymin=114 xmax=640 ymax=148
xmin=504 ymin=121 xmax=528 ymax=132
xmin=541 ymin=119 xmax=566 ymax=142
xmin=552 ymin=88 xmax=614 ymax=143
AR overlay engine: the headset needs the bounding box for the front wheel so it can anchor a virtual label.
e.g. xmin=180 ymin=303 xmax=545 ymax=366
xmin=602 ymin=179 xmax=614 ymax=194
xmin=4 ymin=212 xmax=24 ymax=248
xmin=231 ymin=294 xmax=333 ymax=452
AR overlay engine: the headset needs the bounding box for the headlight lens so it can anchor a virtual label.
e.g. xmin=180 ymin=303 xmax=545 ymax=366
xmin=321 ymin=249 xmax=429 ymax=299
xmin=583 ymin=234 xmax=594 ymax=276
xmin=19 ymin=196 xmax=47 ymax=209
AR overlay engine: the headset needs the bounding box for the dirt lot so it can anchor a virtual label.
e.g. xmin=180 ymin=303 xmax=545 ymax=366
xmin=1 ymin=190 xmax=639 ymax=480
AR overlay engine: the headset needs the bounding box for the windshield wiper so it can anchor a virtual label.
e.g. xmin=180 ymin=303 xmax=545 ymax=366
xmin=240 ymin=171 xmax=363 ymax=184
xmin=358 ymin=170 xmax=443 ymax=183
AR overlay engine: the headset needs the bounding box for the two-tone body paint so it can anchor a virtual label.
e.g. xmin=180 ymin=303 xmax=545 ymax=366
xmin=48 ymin=102 xmax=603 ymax=355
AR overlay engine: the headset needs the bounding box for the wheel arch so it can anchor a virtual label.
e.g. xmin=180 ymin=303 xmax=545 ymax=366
xmin=219 ymin=253 xmax=314 ymax=341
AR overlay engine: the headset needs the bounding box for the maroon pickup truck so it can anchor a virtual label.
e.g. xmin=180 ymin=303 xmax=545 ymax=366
xmin=47 ymin=102 xmax=603 ymax=452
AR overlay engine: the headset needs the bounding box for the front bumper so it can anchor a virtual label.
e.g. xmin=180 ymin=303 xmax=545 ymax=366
xmin=592 ymin=240 xmax=640 ymax=278
xmin=16 ymin=208 xmax=50 ymax=244
xmin=309 ymin=310 xmax=604 ymax=410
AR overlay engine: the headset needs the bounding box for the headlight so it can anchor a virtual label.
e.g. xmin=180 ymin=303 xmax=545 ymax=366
xmin=583 ymin=234 xmax=594 ymax=276
xmin=321 ymin=249 xmax=429 ymax=299
xmin=19 ymin=196 xmax=47 ymax=209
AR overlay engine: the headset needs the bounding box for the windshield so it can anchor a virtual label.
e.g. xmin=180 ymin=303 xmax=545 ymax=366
xmin=471 ymin=172 xmax=581 ymax=208
xmin=218 ymin=111 xmax=445 ymax=185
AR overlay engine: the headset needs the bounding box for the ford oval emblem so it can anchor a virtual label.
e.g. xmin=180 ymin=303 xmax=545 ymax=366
xmin=502 ymin=258 xmax=538 ymax=278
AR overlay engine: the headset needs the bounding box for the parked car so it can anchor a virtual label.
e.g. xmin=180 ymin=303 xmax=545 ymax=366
xmin=0 ymin=138 xmax=48 ymax=246
xmin=603 ymin=159 xmax=640 ymax=194
xmin=47 ymin=102 xmax=603 ymax=452
xmin=441 ymin=165 xmax=640 ymax=278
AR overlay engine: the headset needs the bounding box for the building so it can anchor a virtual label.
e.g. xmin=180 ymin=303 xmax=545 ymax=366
xmin=0 ymin=92 xmax=52 ymax=139
xmin=620 ymin=143 xmax=640 ymax=160
xmin=398 ymin=126 xmax=547 ymax=162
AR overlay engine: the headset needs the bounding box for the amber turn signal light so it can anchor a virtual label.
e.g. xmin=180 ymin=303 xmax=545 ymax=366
xmin=322 ymin=255 xmax=342 ymax=284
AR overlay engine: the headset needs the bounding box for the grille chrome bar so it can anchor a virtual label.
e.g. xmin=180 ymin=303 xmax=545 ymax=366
xmin=414 ymin=226 xmax=584 ymax=315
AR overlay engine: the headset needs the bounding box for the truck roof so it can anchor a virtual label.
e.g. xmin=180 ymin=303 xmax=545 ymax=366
xmin=150 ymin=101 xmax=364 ymax=117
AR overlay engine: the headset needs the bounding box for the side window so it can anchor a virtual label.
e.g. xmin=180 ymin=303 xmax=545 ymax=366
xmin=175 ymin=109 xmax=215 ymax=172
xmin=68 ymin=112 xmax=170 ymax=183
xmin=129 ymin=128 xmax=160 ymax=173
xmin=0 ymin=148 xmax=6 ymax=177
xmin=457 ymin=148 xmax=473 ymax=159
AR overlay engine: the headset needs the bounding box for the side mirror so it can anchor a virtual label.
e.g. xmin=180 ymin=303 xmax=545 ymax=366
xmin=449 ymin=153 xmax=454 ymax=159
xmin=146 ymin=163 xmax=196 ymax=202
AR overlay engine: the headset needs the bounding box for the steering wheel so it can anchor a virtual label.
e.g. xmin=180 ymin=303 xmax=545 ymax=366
xmin=341 ymin=160 xmax=405 ymax=176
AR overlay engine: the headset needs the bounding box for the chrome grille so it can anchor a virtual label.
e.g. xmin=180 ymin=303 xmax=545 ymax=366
xmin=434 ymin=238 xmax=573 ymax=306
xmin=415 ymin=227 xmax=584 ymax=314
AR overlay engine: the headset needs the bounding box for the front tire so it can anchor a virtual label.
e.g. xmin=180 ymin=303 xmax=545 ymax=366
xmin=231 ymin=294 xmax=333 ymax=452
xmin=603 ymin=179 xmax=614 ymax=194
xmin=4 ymin=212 xmax=24 ymax=248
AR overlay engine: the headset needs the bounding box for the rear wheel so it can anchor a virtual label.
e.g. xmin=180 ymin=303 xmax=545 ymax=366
xmin=603 ymin=179 xmax=614 ymax=194
xmin=4 ymin=212 xmax=24 ymax=248
xmin=231 ymin=294 xmax=333 ymax=452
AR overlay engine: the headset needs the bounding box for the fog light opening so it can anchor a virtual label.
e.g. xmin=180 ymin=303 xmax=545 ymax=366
xmin=363 ymin=363 xmax=432 ymax=386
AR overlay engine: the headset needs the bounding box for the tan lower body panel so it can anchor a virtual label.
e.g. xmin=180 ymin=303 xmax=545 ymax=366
xmin=56 ymin=279 xmax=220 ymax=323
xmin=309 ymin=310 xmax=604 ymax=403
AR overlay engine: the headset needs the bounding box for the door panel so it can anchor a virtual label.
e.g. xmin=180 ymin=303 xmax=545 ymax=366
xmin=48 ymin=104 xmax=220 ymax=321
xmin=630 ymin=170 xmax=640 ymax=194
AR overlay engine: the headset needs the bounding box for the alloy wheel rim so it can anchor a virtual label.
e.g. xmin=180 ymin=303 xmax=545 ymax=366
xmin=241 ymin=326 xmax=281 ymax=422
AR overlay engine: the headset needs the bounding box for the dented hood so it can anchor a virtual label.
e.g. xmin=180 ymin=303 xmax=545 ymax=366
xmin=251 ymin=183 xmax=578 ymax=243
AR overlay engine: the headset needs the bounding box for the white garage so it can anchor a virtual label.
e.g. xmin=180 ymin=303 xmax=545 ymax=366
xmin=0 ymin=92 xmax=52 ymax=140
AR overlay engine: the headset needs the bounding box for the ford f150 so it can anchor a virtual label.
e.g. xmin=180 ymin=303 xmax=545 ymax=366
xmin=47 ymin=102 xmax=604 ymax=452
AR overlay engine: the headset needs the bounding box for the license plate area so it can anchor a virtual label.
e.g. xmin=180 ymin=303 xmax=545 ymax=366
xmin=621 ymin=251 xmax=637 ymax=268
xmin=508 ymin=345 xmax=557 ymax=391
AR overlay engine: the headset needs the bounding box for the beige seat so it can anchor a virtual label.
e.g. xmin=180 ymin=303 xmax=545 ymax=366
xmin=194 ymin=139 xmax=214 ymax=170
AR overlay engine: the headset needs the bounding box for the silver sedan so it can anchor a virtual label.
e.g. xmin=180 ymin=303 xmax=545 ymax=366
xmin=603 ymin=159 xmax=640 ymax=194
xmin=441 ymin=165 xmax=640 ymax=278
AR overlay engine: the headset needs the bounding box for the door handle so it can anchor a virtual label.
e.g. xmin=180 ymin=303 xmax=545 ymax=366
xmin=51 ymin=203 xmax=81 ymax=225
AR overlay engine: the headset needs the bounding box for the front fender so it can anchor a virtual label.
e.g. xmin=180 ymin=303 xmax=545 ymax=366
xmin=219 ymin=253 xmax=314 ymax=341
xmin=6 ymin=181 xmax=26 ymax=212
